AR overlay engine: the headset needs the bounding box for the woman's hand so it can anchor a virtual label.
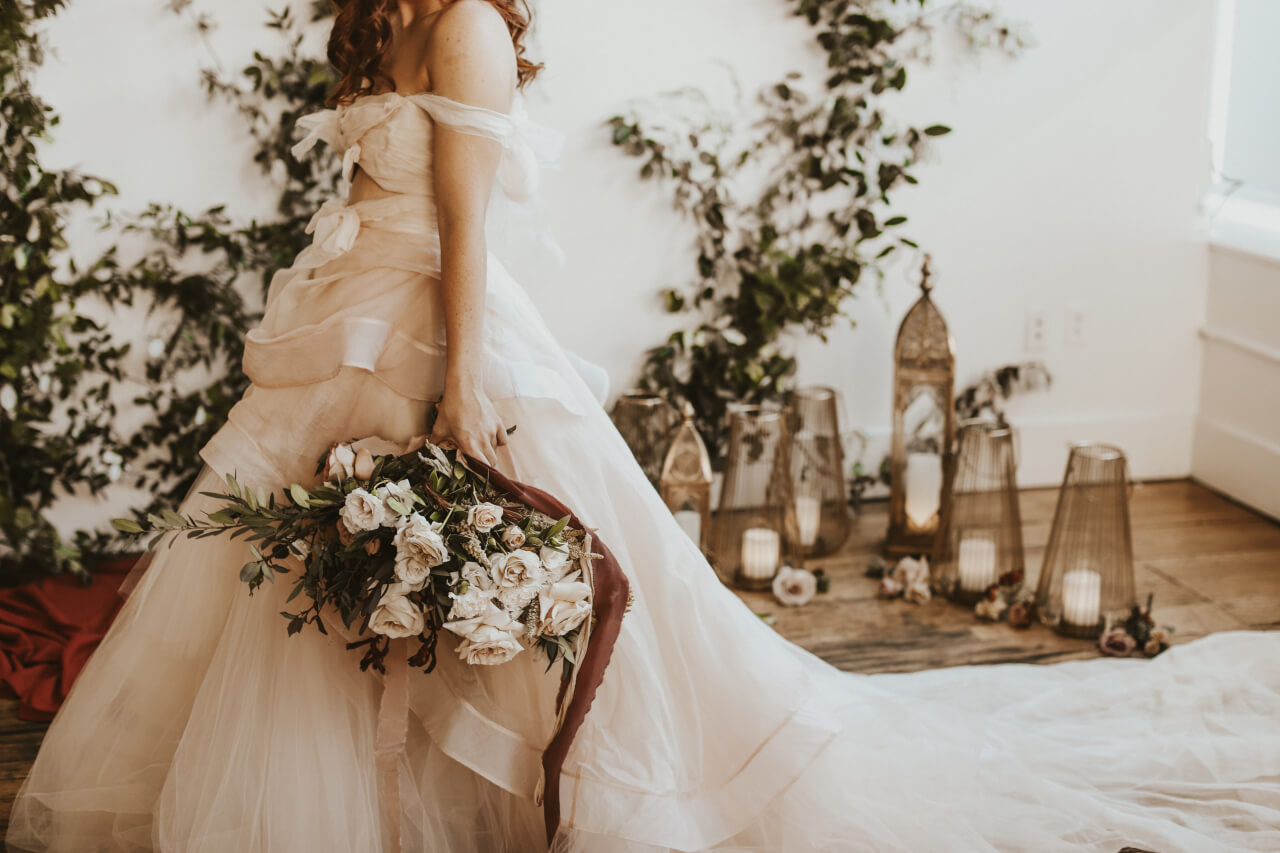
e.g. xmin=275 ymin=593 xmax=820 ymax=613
xmin=428 ymin=380 xmax=507 ymax=467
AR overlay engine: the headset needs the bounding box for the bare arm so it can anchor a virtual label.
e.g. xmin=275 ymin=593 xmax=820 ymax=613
xmin=425 ymin=1 xmax=517 ymax=465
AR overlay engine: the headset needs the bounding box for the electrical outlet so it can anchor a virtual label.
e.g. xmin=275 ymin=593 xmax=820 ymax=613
xmin=1024 ymin=309 xmax=1049 ymax=353
xmin=1065 ymin=303 xmax=1088 ymax=347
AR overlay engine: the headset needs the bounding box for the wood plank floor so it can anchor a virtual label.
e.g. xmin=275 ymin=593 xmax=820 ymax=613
xmin=0 ymin=479 xmax=1276 ymax=834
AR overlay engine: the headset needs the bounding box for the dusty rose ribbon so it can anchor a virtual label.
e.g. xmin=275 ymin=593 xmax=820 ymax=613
xmin=375 ymin=636 xmax=410 ymax=853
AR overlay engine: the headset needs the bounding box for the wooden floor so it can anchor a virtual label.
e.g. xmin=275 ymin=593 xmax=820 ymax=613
xmin=0 ymin=479 xmax=1276 ymax=833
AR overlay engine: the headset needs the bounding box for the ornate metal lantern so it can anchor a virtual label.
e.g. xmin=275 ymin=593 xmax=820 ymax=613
xmin=659 ymin=401 xmax=713 ymax=554
xmin=932 ymin=419 xmax=1025 ymax=604
xmin=1035 ymin=442 xmax=1137 ymax=638
xmin=610 ymin=391 xmax=680 ymax=488
xmin=887 ymin=256 xmax=956 ymax=557
xmin=785 ymin=386 xmax=852 ymax=561
xmin=711 ymin=402 xmax=796 ymax=590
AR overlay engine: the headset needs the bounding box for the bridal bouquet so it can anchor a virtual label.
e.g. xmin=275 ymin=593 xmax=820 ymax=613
xmin=113 ymin=436 xmax=598 ymax=676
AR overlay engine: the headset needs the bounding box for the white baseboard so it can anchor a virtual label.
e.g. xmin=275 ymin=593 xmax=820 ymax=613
xmin=1192 ymin=416 xmax=1280 ymax=521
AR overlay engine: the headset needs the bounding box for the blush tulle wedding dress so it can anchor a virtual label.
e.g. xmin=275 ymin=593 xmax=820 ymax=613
xmin=7 ymin=88 xmax=1280 ymax=853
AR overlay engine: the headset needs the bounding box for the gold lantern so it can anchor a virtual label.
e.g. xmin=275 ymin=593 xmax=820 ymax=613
xmin=785 ymin=386 xmax=853 ymax=561
xmin=887 ymin=255 xmax=956 ymax=557
xmin=610 ymin=391 xmax=680 ymax=488
xmin=659 ymin=401 xmax=713 ymax=554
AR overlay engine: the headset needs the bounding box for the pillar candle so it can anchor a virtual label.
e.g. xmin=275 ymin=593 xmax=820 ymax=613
xmin=957 ymin=532 xmax=997 ymax=592
xmin=795 ymin=496 xmax=821 ymax=548
xmin=1061 ymin=567 xmax=1101 ymax=627
xmin=904 ymin=452 xmax=943 ymax=530
xmin=741 ymin=527 xmax=781 ymax=580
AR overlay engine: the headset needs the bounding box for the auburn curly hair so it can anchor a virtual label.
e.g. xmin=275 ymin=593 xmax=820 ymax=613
xmin=325 ymin=0 xmax=543 ymax=107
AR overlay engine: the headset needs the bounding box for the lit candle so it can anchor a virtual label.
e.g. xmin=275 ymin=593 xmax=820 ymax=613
xmin=673 ymin=509 xmax=701 ymax=545
xmin=1061 ymin=567 xmax=1101 ymax=627
xmin=741 ymin=527 xmax=781 ymax=580
xmin=957 ymin=532 xmax=997 ymax=592
xmin=795 ymin=496 xmax=821 ymax=548
xmin=904 ymin=452 xmax=943 ymax=529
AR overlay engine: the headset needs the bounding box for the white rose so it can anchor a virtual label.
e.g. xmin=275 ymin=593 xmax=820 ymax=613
xmin=539 ymin=544 xmax=570 ymax=577
xmin=374 ymin=478 xmax=415 ymax=527
xmin=340 ymin=487 xmax=385 ymax=533
xmin=501 ymin=523 xmax=526 ymax=549
xmin=538 ymin=575 xmax=593 ymax=636
xmin=325 ymin=442 xmax=357 ymax=481
xmin=892 ymin=556 xmax=930 ymax=589
xmin=445 ymin=603 xmax=526 ymax=665
xmin=772 ymin=566 xmax=817 ymax=607
xmin=488 ymin=549 xmax=545 ymax=591
xmin=369 ymin=582 xmax=426 ymax=639
xmin=457 ymin=623 xmax=525 ymax=665
xmin=467 ymin=502 xmax=505 ymax=533
xmin=448 ymin=583 xmax=493 ymax=621
xmin=393 ymin=512 xmax=449 ymax=587
xmin=459 ymin=560 xmax=494 ymax=592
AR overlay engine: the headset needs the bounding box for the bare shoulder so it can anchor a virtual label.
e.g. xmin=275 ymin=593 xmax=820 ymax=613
xmin=427 ymin=0 xmax=516 ymax=110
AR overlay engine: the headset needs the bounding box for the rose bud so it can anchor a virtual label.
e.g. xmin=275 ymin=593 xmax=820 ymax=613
xmin=1098 ymin=627 xmax=1136 ymax=657
xmin=1143 ymin=639 xmax=1163 ymax=657
xmin=1007 ymin=601 xmax=1032 ymax=629
xmin=353 ymin=447 xmax=376 ymax=481
xmin=1150 ymin=627 xmax=1169 ymax=646
xmin=365 ymin=537 xmax=381 ymax=556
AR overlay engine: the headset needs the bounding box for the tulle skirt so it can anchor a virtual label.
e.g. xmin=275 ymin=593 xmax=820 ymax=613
xmin=8 ymin=222 xmax=1280 ymax=852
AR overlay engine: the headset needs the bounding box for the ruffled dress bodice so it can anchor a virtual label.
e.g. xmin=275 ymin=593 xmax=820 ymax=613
xmin=197 ymin=90 xmax=601 ymax=490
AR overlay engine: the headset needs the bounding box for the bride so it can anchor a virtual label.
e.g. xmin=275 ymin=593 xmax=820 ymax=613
xmin=8 ymin=1 xmax=1279 ymax=851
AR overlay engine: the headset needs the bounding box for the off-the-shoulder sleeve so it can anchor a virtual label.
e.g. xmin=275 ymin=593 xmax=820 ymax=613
xmin=405 ymin=92 xmax=518 ymax=145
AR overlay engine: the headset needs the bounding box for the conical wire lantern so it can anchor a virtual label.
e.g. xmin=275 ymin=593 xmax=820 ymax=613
xmin=610 ymin=391 xmax=680 ymax=488
xmin=785 ymin=386 xmax=852 ymax=560
xmin=660 ymin=401 xmax=714 ymax=555
xmin=1035 ymin=442 xmax=1137 ymax=639
xmin=710 ymin=402 xmax=796 ymax=590
xmin=933 ymin=419 xmax=1025 ymax=604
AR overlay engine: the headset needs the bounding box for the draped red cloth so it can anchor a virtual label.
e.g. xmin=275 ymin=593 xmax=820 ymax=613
xmin=0 ymin=557 xmax=135 ymax=722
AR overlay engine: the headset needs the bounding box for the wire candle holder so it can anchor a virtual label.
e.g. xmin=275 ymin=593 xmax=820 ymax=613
xmin=1034 ymin=442 xmax=1137 ymax=639
xmin=610 ymin=391 xmax=680 ymax=488
xmin=785 ymin=386 xmax=853 ymax=561
xmin=932 ymin=419 xmax=1026 ymax=604
xmin=711 ymin=402 xmax=796 ymax=590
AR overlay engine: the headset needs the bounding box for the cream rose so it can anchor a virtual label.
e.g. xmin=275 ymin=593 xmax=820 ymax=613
xmin=369 ymin=582 xmax=426 ymax=639
xmin=324 ymin=442 xmax=356 ymax=481
xmin=538 ymin=575 xmax=593 ymax=636
xmin=339 ymin=487 xmax=385 ymax=533
xmin=772 ymin=566 xmax=817 ymax=607
xmin=500 ymin=523 xmax=526 ymax=549
xmin=374 ymin=478 xmax=415 ymax=527
xmin=444 ymin=602 xmax=526 ymax=665
xmin=392 ymin=513 xmax=448 ymax=588
xmin=459 ymin=560 xmax=494 ymax=592
xmin=447 ymin=584 xmax=493 ymax=621
xmin=487 ymin=549 xmax=546 ymax=611
xmin=539 ymin=544 xmax=570 ymax=577
xmin=467 ymin=502 xmax=505 ymax=533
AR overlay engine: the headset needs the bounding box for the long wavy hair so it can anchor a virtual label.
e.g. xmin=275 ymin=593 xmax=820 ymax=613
xmin=325 ymin=0 xmax=543 ymax=107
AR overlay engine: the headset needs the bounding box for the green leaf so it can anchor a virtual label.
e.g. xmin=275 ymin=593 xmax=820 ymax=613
xmin=923 ymin=124 xmax=951 ymax=137
xmin=161 ymin=509 xmax=187 ymax=528
xmin=111 ymin=517 xmax=144 ymax=534
xmin=289 ymin=483 xmax=311 ymax=508
xmin=240 ymin=561 xmax=262 ymax=582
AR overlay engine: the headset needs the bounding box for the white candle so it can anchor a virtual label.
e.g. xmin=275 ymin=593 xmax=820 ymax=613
xmin=1061 ymin=568 xmax=1101 ymax=627
xmin=904 ymin=452 xmax=942 ymax=530
xmin=674 ymin=509 xmax=701 ymax=545
xmin=957 ymin=533 xmax=997 ymax=592
xmin=795 ymin=496 xmax=821 ymax=548
xmin=741 ymin=527 xmax=781 ymax=580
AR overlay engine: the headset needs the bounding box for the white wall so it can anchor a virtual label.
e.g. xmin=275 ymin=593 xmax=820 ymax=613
xmin=33 ymin=0 xmax=1220 ymax=508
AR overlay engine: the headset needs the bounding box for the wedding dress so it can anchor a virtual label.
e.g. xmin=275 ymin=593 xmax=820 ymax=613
xmin=7 ymin=88 xmax=1280 ymax=853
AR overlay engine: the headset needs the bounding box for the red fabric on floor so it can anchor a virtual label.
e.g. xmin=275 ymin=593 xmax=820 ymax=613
xmin=0 ymin=557 xmax=136 ymax=722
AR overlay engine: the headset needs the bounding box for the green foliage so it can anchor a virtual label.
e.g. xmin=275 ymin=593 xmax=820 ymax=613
xmin=0 ymin=1 xmax=337 ymax=582
xmin=609 ymin=0 xmax=1025 ymax=463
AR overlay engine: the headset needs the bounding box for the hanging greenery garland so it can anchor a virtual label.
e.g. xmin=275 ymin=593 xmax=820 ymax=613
xmin=608 ymin=0 xmax=1027 ymax=462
